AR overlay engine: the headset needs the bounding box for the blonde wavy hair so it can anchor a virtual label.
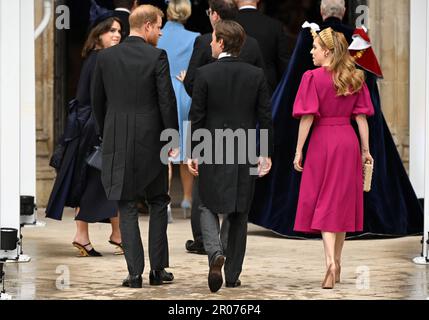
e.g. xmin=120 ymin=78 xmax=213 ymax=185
xmin=167 ymin=0 xmax=192 ymax=24
xmin=316 ymin=28 xmax=365 ymax=96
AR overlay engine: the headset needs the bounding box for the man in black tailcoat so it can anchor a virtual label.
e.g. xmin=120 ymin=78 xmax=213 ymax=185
xmin=234 ymin=0 xmax=289 ymax=94
xmin=92 ymin=5 xmax=179 ymax=288
xmin=183 ymin=0 xmax=265 ymax=256
xmin=187 ymin=20 xmax=273 ymax=292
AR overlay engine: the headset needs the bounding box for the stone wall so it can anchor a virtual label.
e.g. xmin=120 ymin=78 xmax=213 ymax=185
xmin=35 ymin=0 xmax=55 ymax=208
xmin=369 ymin=0 xmax=410 ymax=170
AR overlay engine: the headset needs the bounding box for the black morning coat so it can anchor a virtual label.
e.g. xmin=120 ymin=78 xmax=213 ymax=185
xmin=183 ymin=32 xmax=265 ymax=97
xmin=92 ymin=36 xmax=179 ymax=201
xmin=190 ymin=56 xmax=274 ymax=215
xmin=235 ymin=8 xmax=289 ymax=94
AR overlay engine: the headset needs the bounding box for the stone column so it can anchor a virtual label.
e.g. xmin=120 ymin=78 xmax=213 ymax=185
xmin=0 ymin=0 xmax=22 ymax=259
xmin=368 ymin=0 xmax=411 ymax=169
xmin=35 ymin=0 xmax=55 ymax=207
xmin=409 ymin=0 xmax=427 ymax=197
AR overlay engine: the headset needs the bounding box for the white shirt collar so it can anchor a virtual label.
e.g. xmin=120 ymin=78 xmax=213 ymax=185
xmin=115 ymin=8 xmax=131 ymax=14
xmin=239 ymin=5 xmax=257 ymax=10
xmin=218 ymin=52 xmax=232 ymax=60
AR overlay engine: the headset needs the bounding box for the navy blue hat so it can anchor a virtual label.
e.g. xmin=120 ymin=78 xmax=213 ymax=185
xmin=89 ymin=0 xmax=115 ymax=30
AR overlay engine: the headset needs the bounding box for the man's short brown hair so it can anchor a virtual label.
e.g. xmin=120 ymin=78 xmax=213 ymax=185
xmin=129 ymin=4 xmax=164 ymax=30
xmin=209 ymin=0 xmax=238 ymax=20
xmin=214 ymin=20 xmax=246 ymax=57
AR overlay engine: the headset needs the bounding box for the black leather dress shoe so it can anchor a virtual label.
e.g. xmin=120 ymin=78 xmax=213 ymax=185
xmin=149 ymin=269 xmax=174 ymax=286
xmin=226 ymin=279 xmax=241 ymax=288
xmin=208 ymin=255 xmax=225 ymax=293
xmin=160 ymin=269 xmax=174 ymax=282
xmin=122 ymin=275 xmax=142 ymax=288
xmin=185 ymin=240 xmax=206 ymax=255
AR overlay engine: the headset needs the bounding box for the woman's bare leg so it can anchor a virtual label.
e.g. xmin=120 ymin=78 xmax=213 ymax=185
xmin=74 ymin=208 xmax=92 ymax=250
xmin=180 ymin=163 xmax=193 ymax=202
xmin=321 ymin=232 xmax=336 ymax=268
xmin=109 ymin=215 xmax=121 ymax=244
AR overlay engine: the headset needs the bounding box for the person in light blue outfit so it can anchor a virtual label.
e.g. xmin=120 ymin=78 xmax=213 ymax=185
xmin=158 ymin=0 xmax=200 ymax=222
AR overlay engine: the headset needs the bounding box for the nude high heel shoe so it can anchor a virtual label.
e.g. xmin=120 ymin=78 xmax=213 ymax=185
xmin=322 ymin=264 xmax=336 ymax=289
xmin=181 ymin=199 xmax=191 ymax=219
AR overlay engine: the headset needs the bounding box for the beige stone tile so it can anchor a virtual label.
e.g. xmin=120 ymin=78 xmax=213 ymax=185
xmin=1 ymin=209 xmax=427 ymax=300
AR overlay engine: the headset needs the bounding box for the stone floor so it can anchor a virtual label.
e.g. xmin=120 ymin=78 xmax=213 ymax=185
xmin=2 ymin=208 xmax=429 ymax=300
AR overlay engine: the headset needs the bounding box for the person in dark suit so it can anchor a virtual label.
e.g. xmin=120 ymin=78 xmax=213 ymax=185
xmin=183 ymin=0 xmax=264 ymax=256
xmin=235 ymin=0 xmax=289 ymax=94
xmin=113 ymin=0 xmax=137 ymax=38
xmin=187 ymin=20 xmax=273 ymax=293
xmin=113 ymin=0 xmax=151 ymax=215
xmin=183 ymin=0 xmax=264 ymax=96
xmin=92 ymin=4 xmax=179 ymax=289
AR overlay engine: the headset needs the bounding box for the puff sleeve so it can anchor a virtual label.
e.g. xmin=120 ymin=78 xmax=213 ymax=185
xmin=353 ymin=83 xmax=375 ymax=117
xmin=293 ymin=70 xmax=320 ymax=118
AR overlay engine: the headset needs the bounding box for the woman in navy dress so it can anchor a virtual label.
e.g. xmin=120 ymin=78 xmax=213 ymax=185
xmin=46 ymin=6 xmax=123 ymax=257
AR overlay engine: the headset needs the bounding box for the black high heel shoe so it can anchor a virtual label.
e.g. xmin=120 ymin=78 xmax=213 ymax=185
xmin=108 ymin=240 xmax=124 ymax=255
xmin=72 ymin=242 xmax=102 ymax=257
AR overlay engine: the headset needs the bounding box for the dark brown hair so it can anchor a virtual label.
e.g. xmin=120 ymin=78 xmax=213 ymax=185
xmin=214 ymin=20 xmax=246 ymax=56
xmin=209 ymin=0 xmax=238 ymax=20
xmin=82 ymin=17 xmax=122 ymax=58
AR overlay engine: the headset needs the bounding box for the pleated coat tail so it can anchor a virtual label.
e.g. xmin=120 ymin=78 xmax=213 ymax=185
xmin=92 ymin=37 xmax=179 ymax=201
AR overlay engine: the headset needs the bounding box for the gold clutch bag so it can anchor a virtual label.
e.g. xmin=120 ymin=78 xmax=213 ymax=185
xmin=363 ymin=161 xmax=374 ymax=192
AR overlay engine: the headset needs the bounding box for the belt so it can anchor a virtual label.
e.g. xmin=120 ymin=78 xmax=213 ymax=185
xmin=315 ymin=117 xmax=351 ymax=126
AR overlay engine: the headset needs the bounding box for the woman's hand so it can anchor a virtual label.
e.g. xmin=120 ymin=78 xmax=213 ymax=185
xmin=294 ymin=116 xmax=313 ymax=173
xmin=176 ymin=70 xmax=187 ymax=83
xmin=294 ymin=151 xmax=304 ymax=172
xmin=168 ymin=148 xmax=180 ymax=159
xmin=362 ymin=150 xmax=373 ymax=165
xmin=187 ymin=158 xmax=199 ymax=177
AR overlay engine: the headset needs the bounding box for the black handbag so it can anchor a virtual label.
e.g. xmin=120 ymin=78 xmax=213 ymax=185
xmin=86 ymin=145 xmax=103 ymax=171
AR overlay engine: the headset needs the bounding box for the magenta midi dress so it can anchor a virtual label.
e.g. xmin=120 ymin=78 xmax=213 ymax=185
xmin=293 ymin=67 xmax=375 ymax=234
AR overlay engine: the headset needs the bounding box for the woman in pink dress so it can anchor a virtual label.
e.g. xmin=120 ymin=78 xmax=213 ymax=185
xmin=293 ymin=27 xmax=374 ymax=289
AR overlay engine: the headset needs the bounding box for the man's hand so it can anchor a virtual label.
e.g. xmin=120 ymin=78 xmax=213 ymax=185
xmin=169 ymin=148 xmax=180 ymax=159
xmin=176 ymin=70 xmax=187 ymax=83
xmin=258 ymin=157 xmax=272 ymax=178
xmin=187 ymin=158 xmax=199 ymax=177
